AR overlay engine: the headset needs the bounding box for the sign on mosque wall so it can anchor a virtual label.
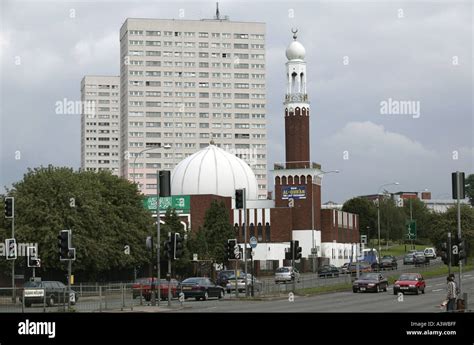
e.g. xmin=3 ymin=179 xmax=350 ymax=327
xmin=282 ymin=186 xmax=307 ymax=200
xmin=143 ymin=195 xmax=190 ymax=214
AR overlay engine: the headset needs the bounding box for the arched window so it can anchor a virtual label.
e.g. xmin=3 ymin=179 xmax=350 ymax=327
xmin=294 ymin=175 xmax=300 ymax=184
xmin=257 ymin=222 xmax=263 ymax=241
xmin=265 ymin=222 xmax=270 ymax=241
xmin=250 ymin=223 xmax=255 ymax=237
xmin=295 ymin=107 xmax=301 ymax=116
xmin=300 ymin=175 xmax=306 ymax=184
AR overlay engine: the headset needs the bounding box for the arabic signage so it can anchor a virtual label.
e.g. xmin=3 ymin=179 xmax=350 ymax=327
xmin=282 ymin=186 xmax=306 ymax=200
xmin=143 ymin=195 xmax=190 ymax=214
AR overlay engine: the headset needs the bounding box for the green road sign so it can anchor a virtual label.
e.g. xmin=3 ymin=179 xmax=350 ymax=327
xmin=406 ymin=220 xmax=417 ymax=240
xmin=143 ymin=195 xmax=190 ymax=214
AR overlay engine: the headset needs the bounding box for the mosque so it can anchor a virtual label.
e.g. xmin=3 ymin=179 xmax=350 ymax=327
xmin=149 ymin=30 xmax=360 ymax=268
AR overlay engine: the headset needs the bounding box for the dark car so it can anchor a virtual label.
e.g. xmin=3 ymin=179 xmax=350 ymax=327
xmin=352 ymin=273 xmax=388 ymax=293
xmin=393 ymin=273 xmax=426 ymax=295
xmin=179 ymin=277 xmax=224 ymax=301
xmin=403 ymin=254 xmax=415 ymax=265
xmin=318 ymin=265 xmax=340 ymax=278
xmin=216 ymin=270 xmax=234 ymax=287
xmin=347 ymin=262 xmax=372 ymax=276
xmin=379 ymin=255 xmax=398 ymax=270
xmin=414 ymin=252 xmax=429 ymax=267
xmin=132 ymin=278 xmax=179 ymax=301
xmin=20 ymin=281 xmax=78 ymax=307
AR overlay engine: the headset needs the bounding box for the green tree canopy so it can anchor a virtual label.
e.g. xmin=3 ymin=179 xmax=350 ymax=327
xmin=0 ymin=166 xmax=155 ymax=281
xmin=465 ymin=174 xmax=474 ymax=206
xmin=342 ymin=197 xmax=377 ymax=237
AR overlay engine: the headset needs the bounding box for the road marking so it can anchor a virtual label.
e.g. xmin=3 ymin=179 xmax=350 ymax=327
xmin=432 ymin=289 xmax=443 ymax=292
xmin=464 ymin=274 xmax=472 ymax=277
xmin=435 ymin=283 xmax=443 ymax=286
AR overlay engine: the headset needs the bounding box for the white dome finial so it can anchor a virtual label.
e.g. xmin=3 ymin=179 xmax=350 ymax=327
xmin=286 ymin=29 xmax=306 ymax=60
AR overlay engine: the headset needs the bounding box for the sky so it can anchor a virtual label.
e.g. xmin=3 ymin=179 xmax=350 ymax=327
xmin=0 ymin=0 xmax=472 ymax=203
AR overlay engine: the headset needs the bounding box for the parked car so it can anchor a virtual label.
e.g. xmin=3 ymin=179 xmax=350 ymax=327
xmin=216 ymin=270 xmax=235 ymax=287
xmin=414 ymin=252 xmax=429 ymax=267
xmin=340 ymin=263 xmax=350 ymax=274
xmin=20 ymin=281 xmax=78 ymax=307
xmin=178 ymin=277 xmax=224 ymax=301
xmin=379 ymin=255 xmax=398 ymax=270
xmin=352 ymin=273 xmax=388 ymax=293
xmin=347 ymin=262 xmax=372 ymax=276
xmin=423 ymin=248 xmax=437 ymax=260
xmin=274 ymin=266 xmax=300 ymax=284
xmin=393 ymin=273 xmax=426 ymax=295
xmin=403 ymin=254 xmax=415 ymax=265
xmin=318 ymin=265 xmax=340 ymax=278
xmin=408 ymin=250 xmax=418 ymax=255
xmin=132 ymin=278 xmax=179 ymax=301
xmin=226 ymin=273 xmax=261 ymax=293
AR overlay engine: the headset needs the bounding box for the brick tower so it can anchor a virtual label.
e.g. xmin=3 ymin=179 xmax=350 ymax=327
xmin=274 ymin=29 xmax=323 ymax=237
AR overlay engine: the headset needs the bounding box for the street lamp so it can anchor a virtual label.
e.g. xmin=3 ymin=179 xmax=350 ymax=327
xmin=376 ymin=182 xmax=399 ymax=258
xmin=132 ymin=144 xmax=172 ymax=189
xmin=313 ymin=170 xmax=340 ymax=272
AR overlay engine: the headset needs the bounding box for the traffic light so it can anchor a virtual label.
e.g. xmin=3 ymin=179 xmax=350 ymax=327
xmin=295 ymin=240 xmax=302 ymax=260
xmin=58 ymin=230 xmax=72 ymax=261
xmin=164 ymin=237 xmax=174 ymax=260
xmin=5 ymin=238 xmax=17 ymax=260
xmin=440 ymin=242 xmax=449 ymax=265
xmin=235 ymin=189 xmax=244 ymax=209
xmin=227 ymin=239 xmax=237 ymax=260
xmin=452 ymin=172 xmax=465 ymax=199
xmin=27 ymin=246 xmax=40 ymax=268
xmin=4 ymin=197 xmax=14 ymax=218
xmin=174 ymin=233 xmax=184 ymax=259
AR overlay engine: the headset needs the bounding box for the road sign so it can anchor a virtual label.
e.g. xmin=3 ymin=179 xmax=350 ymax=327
xmin=193 ymin=253 xmax=198 ymax=261
xmin=406 ymin=220 xmax=417 ymax=240
xmin=361 ymin=235 xmax=367 ymax=245
xmin=249 ymin=236 xmax=257 ymax=248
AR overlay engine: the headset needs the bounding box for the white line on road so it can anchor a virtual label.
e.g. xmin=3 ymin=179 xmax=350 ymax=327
xmin=432 ymin=289 xmax=443 ymax=292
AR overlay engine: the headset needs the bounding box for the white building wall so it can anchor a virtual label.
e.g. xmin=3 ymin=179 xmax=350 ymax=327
xmin=292 ymin=230 xmax=321 ymax=258
xmin=321 ymin=242 xmax=355 ymax=267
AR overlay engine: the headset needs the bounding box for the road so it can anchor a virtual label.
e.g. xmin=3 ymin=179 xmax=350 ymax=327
xmin=172 ymin=272 xmax=474 ymax=313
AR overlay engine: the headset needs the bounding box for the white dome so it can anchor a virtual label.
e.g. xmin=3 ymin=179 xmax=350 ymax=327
xmin=286 ymin=40 xmax=306 ymax=61
xmin=171 ymin=145 xmax=258 ymax=200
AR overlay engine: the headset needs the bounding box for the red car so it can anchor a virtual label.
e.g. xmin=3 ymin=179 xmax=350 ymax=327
xmin=132 ymin=278 xmax=179 ymax=301
xmin=393 ymin=273 xmax=426 ymax=295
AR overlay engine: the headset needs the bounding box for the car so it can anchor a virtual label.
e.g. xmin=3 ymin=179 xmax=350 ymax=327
xmin=226 ymin=273 xmax=261 ymax=293
xmin=347 ymin=262 xmax=372 ymax=276
xmin=393 ymin=273 xmax=426 ymax=295
xmin=352 ymin=273 xmax=388 ymax=293
xmin=403 ymin=254 xmax=415 ymax=265
xmin=414 ymin=252 xmax=429 ymax=267
xmin=318 ymin=265 xmax=340 ymax=278
xmin=20 ymin=280 xmax=78 ymax=307
xmin=274 ymin=266 xmax=300 ymax=284
xmin=423 ymin=248 xmax=436 ymax=260
xmin=132 ymin=278 xmax=179 ymax=301
xmin=178 ymin=277 xmax=224 ymax=301
xmin=340 ymin=263 xmax=350 ymax=274
xmin=216 ymin=270 xmax=234 ymax=287
xmin=379 ymin=255 xmax=398 ymax=270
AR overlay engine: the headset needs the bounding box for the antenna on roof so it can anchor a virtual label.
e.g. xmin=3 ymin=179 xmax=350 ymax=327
xmin=215 ymin=2 xmax=220 ymax=20
xmin=291 ymin=28 xmax=298 ymax=40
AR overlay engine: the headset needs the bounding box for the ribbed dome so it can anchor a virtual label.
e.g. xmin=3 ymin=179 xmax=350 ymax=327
xmin=286 ymin=40 xmax=306 ymax=61
xmin=171 ymin=145 xmax=258 ymax=200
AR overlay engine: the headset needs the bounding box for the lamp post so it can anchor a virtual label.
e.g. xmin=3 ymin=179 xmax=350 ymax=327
xmin=376 ymin=182 xmax=399 ymax=259
xmin=131 ymin=144 xmax=171 ymax=306
xmin=408 ymin=188 xmax=428 ymax=250
xmin=313 ymin=170 xmax=339 ymax=272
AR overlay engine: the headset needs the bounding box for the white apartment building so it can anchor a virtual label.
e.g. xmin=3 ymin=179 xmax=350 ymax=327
xmin=81 ymin=76 xmax=121 ymax=175
xmin=119 ymin=17 xmax=268 ymax=198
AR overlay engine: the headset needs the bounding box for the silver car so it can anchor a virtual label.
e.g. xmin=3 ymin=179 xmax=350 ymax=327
xmin=226 ymin=273 xmax=261 ymax=293
xmin=274 ymin=266 xmax=300 ymax=284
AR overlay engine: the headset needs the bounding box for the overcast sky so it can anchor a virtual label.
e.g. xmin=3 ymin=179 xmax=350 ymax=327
xmin=1 ymin=0 xmax=472 ymax=203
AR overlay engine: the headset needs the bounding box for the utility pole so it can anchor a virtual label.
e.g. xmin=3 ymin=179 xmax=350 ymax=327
xmin=67 ymin=260 xmax=72 ymax=309
xmin=168 ymin=232 xmax=172 ymax=307
xmin=455 ymin=172 xmax=462 ymax=293
xmin=292 ymin=241 xmax=296 ymax=293
xmin=155 ymin=172 xmax=161 ymax=307
xmin=447 ymin=232 xmax=452 ymax=276
xmin=243 ymin=188 xmax=248 ymax=297
xmin=12 ymin=213 xmax=15 ymax=303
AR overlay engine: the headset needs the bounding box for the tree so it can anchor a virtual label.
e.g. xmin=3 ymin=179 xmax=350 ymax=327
xmin=401 ymin=198 xmax=432 ymax=241
xmin=342 ymin=197 xmax=377 ymax=239
xmin=188 ymin=200 xmax=234 ymax=265
xmin=427 ymin=205 xmax=474 ymax=256
xmin=0 ymin=166 xmax=155 ymax=281
xmin=465 ymin=174 xmax=474 ymax=206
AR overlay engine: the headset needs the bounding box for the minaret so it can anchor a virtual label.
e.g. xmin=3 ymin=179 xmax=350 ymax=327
xmin=274 ymin=29 xmax=322 ymax=232
xmin=284 ymin=28 xmax=310 ymax=169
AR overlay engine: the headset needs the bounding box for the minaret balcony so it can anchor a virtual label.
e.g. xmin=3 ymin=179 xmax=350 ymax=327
xmin=285 ymin=93 xmax=309 ymax=103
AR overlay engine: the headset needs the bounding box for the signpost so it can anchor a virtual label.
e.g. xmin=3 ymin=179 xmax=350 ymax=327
xmin=143 ymin=195 xmax=190 ymax=214
xmin=249 ymin=237 xmax=257 ymax=297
